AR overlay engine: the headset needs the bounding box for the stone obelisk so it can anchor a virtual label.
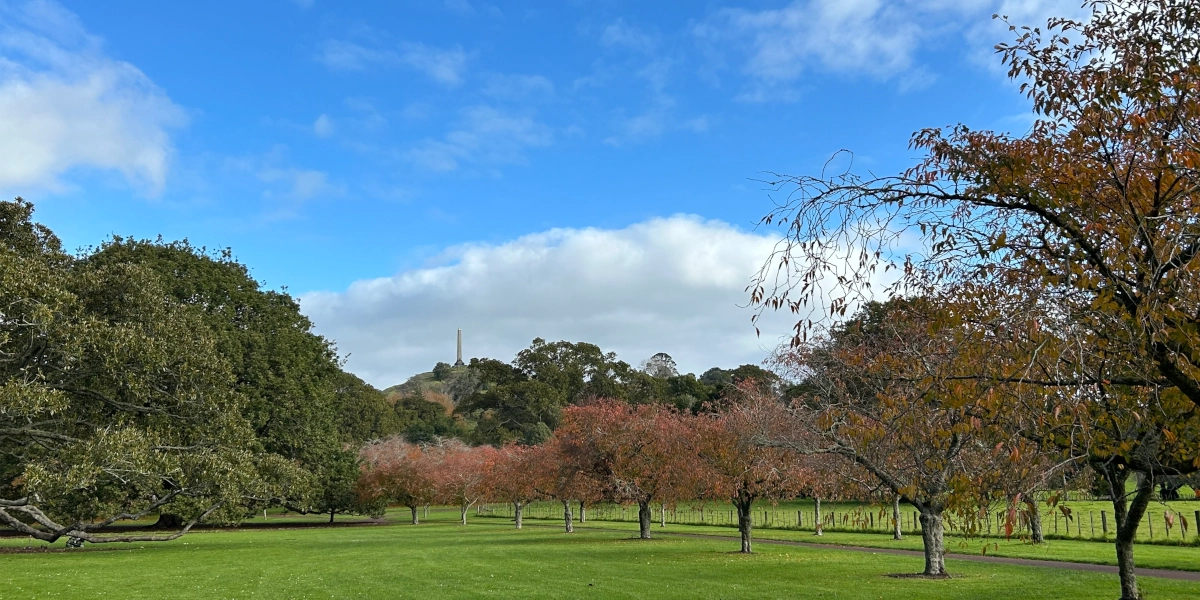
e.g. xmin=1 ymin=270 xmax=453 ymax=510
xmin=454 ymin=328 xmax=465 ymax=366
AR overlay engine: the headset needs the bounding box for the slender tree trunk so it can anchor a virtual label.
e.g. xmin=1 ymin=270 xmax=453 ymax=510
xmin=814 ymin=497 xmax=823 ymax=536
xmin=735 ymin=494 xmax=754 ymax=553
xmin=1104 ymin=465 xmax=1155 ymax=600
xmin=562 ymin=500 xmax=574 ymax=533
xmin=514 ymin=501 xmax=523 ymax=530
xmin=579 ymin=501 xmax=586 ymax=523
xmin=329 ymin=510 xmax=335 ymax=524
xmin=638 ymin=500 xmax=652 ymax=539
xmin=410 ymin=505 xmax=419 ymax=525
xmin=892 ymin=495 xmax=903 ymax=540
xmin=460 ymin=503 xmax=468 ymax=526
xmin=660 ymin=502 xmax=666 ymax=527
xmin=1026 ymin=498 xmax=1044 ymax=544
xmin=918 ymin=509 xmax=947 ymax=577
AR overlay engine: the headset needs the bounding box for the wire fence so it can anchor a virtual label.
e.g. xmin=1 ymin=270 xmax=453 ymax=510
xmin=477 ymin=500 xmax=1200 ymax=544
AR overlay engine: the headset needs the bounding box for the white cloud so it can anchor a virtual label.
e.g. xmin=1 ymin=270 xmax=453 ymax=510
xmin=300 ymin=215 xmax=803 ymax=387
xmin=0 ymin=0 xmax=185 ymax=195
xmin=482 ymin=73 xmax=555 ymax=101
xmin=405 ymin=105 xmax=553 ymax=172
xmin=258 ymin=167 xmax=339 ymax=201
xmin=696 ymin=0 xmax=1085 ymax=97
xmin=602 ymin=19 xmax=657 ymax=53
xmin=313 ymin=113 xmax=334 ymax=137
xmin=317 ymin=40 xmax=468 ymax=86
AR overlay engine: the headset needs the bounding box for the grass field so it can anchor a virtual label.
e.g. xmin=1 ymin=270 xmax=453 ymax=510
xmin=3 ymin=508 xmax=1199 ymax=599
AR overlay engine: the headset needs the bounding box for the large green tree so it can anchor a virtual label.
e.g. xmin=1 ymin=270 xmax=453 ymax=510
xmin=86 ymin=236 xmax=398 ymax=518
xmin=0 ymin=199 xmax=302 ymax=543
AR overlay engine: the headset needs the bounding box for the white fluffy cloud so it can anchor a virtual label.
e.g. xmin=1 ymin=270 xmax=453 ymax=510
xmin=300 ymin=215 xmax=806 ymax=387
xmin=0 ymin=0 xmax=185 ymax=194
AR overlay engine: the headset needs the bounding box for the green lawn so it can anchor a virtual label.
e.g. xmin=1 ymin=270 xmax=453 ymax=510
xmin=2 ymin=509 xmax=1198 ymax=599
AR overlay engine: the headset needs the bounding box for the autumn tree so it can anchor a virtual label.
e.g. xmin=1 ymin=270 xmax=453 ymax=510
xmin=693 ymin=384 xmax=811 ymax=553
xmin=555 ymin=401 xmax=696 ymax=539
xmin=434 ymin=441 xmax=497 ymax=525
xmin=481 ymin=443 xmax=542 ymax=529
xmin=357 ymin=437 xmax=438 ymax=524
xmin=769 ymin=300 xmax=1056 ymax=577
xmin=750 ymin=3 xmax=1200 ymax=596
xmin=531 ymin=436 xmax=606 ymax=533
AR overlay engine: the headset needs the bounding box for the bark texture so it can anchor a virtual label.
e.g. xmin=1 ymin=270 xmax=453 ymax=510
xmin=919 ymin=510 xmax=947 ymax=576
xmin=410 ymin=506 xmax=419 ymax=525
xmin=735 ymin=495 xmax=754 ymax=553
xmin=1104 ymin=466 xmax=1155 ymax=600
xmin=814 ymin=497 xmax=823 ymax=536
xmin=562 ymin=500 xmax=574 ymax=533
xmin=1026 ymin=498 xmax=1044 ymax=544
xmin=638 ymin=500 xmax=652 ymax=539
xmin=514 ymin=501 xmax=523 ymax=530
xmin=892 ymin=495 xmax=903 ymax=540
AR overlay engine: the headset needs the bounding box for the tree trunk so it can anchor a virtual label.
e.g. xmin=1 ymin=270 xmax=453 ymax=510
xmin=329 ymin=510 xmax=335 ymax=524
xmin=561 ymin=500 xmax=574 ymax=533
xmin=513 ymin=501 xmax=523 ymax=530
xmin=918 ymin=509 xmax=947 ymax=577
xmin=638 ymin=500 xmax=652 ymax=539
xmin=1026 ymin=498 xmax=1044 ymax=544
xmin=814 ymin=497 xmax=823 ymax=536
xmin=660 ymin=502 xmax=666 ymax=527
xmin=892 ymin=495 xmax=903 ymax=540
xmin=579 ymin=501 xmax=586 ymax=523
xmin=460 ymin=503 xmax=468 ymax=526
xmin=1104 ymin=465 xmax=1155 ymax=600
xmin=410 ymin=505 xmax=419 ymax=525
xmin=735 ymin=495 xmax=754 ymax=553
xmin=153 ymin=513 xmax=184 ymax=530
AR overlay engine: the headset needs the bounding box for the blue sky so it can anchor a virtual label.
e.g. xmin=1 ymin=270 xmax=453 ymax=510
xmin=0 ymin=0 xmax=1085 ymax=385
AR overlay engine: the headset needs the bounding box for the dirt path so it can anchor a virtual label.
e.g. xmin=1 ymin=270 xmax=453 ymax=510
xmin=660 ymin=531 xmax=1200 ymax=582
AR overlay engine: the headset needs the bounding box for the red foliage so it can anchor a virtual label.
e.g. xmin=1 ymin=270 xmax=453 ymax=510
xmin=357 ymin=437 xmax=438 ymax=524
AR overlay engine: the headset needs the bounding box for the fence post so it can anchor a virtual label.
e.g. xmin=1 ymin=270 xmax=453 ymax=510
xmin=915 ymin=511 xmax=920 ymax=532
xmin=798 ymin=510 xmax=803 ymax=528
xmin=1090 ymin=512 xmax=1095 ymax=538
xmin=1195 ymin=511 xmax=1200 ymax=540
xmin=1101 ymin=511 xmax=1108 ymax=536
xmin=1147 ymin=512 xmax=1153 ymax=539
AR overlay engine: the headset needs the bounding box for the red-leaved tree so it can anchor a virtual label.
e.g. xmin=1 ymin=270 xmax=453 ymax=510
xmin=556 ymin=400 xmax=697 ymax=539
xmin=481 ymin=443 xmax=542 ymax=529
xmin=357 ymin=437 xmax=438 ymax=525
xmin=693 ymin=383 xmax=812 ymax=553
xmin=434 ymin=440 xmax=497 ymax=526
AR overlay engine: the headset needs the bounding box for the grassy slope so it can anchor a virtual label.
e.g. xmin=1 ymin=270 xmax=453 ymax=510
xmin=2 ymin=510 xmax=1198 ymax=599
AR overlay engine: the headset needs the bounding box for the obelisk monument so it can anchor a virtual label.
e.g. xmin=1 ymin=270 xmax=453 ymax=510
xmin=454 ymin=328 xmax=465 ymax=366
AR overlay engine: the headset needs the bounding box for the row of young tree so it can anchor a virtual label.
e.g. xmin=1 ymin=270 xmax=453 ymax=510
xmin=744 ymin=3 xmax=1200 ymax=599
xmin=356 ymin=389 xmax=815 ymax=555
